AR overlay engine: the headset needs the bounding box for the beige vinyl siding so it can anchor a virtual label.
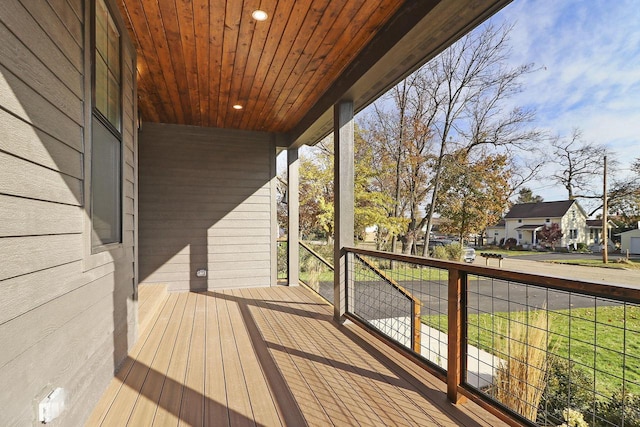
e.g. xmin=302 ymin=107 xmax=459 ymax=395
xmin=0 ymin=0 xmax=137 ymax=425
xmin=139 ymin=123 xmax=276 ymax=291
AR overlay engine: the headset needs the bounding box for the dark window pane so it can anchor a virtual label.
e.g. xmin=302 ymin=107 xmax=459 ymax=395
xmin=91 ymin=117 xmax=121 ymax=246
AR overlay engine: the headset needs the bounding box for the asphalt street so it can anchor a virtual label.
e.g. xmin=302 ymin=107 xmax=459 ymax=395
xmin=313 ymin=254 xmax=640 ymax=317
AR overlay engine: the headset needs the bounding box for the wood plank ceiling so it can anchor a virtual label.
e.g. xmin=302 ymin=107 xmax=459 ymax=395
xmin=118 ymin=0 xmax=405 ymax=133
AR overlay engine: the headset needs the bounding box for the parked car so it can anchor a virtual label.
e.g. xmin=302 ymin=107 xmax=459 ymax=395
xmin=463 ymin=248 xmax=476 ymax=263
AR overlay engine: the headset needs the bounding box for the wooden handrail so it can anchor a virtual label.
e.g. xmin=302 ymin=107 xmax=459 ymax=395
xmin=345 ymin=246 xmax=640 ymax=304
xmin=299 ymin=241 xmax=335 ymax=270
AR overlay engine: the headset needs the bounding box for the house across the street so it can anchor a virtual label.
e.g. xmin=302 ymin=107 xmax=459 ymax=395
xmin=487 ymin=200 xmax=612 ymax=249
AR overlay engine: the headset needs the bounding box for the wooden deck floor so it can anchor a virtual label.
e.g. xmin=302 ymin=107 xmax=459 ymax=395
xmin=87 ymin=285 xmax=507 ymax=426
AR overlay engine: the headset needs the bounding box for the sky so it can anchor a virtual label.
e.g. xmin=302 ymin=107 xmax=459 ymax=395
xmin=488 ymin=0 xmax=640 ymax=203
xmin=286 ymin=0 xmax=640 ymax=213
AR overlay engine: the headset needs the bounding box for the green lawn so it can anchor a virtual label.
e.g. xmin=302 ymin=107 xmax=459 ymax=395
xmin=422 ymin=305 xmax=640 ymax=395
xmin=375 ymin=266 xmax=449 ymax=281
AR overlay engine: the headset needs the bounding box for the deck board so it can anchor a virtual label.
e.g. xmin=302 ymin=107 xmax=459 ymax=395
xmin=88 ymin=285 xmax=509 ymax=426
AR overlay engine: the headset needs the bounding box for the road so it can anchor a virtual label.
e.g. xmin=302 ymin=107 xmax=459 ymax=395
xmin=344 ymin=253 xmax=640 ymax=319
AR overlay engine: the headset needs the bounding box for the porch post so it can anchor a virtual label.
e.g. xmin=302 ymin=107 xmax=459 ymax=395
xmin=287 ymin=148 xmax=300 ymax=286
xmin=333 ymin=101 xmax=354 ymax=321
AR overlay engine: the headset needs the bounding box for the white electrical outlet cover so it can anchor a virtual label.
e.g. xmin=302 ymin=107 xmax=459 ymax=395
xmin=39 ymin=388 xmax=65 ymax=423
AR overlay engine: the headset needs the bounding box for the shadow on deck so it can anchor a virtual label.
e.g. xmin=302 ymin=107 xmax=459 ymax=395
xmin=87 ymin=285 xmax=507 ymax=426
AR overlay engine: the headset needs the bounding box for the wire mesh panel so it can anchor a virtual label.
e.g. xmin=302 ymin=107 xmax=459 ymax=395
xmin=347 ymin=252 xmax=449 ymax=372
xmin=467 ymin=275 xmax=640 ymax=427
xmin=277 ymin=240 xmax=288 ymax=281
xmin=299 ymin=243 xmax=334 ymax=303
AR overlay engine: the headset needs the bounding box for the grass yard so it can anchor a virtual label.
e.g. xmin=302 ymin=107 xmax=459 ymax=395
xmin=422 ymin=305 xmax=640 ymax=395
xmin=375 ymin=266 xmax=449 ymax=281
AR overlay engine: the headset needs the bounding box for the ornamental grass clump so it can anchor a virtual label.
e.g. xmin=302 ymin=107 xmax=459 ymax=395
xmin=494 ymin=309 xmax=551 ymax=422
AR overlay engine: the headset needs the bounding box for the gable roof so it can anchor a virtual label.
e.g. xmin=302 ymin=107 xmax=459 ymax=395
xmin=504 ymin=200 xmax=578 ymax=219
xmin=487 ymin=219 xmax=506 ymax=228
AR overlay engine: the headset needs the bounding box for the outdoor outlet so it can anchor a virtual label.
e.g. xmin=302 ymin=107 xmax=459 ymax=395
xmin=39 ymin=387 xmax=65 ymax=423
xmin=196 ymin=268 xmax=207 ymax=277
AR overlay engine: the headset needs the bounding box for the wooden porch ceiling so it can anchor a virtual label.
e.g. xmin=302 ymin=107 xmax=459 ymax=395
xmin=118 ymin=0 xmax=511 ymax=146
xmin=88 ymin=286 xmax=507 ymax=426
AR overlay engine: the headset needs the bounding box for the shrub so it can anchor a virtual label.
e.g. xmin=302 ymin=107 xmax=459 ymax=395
xmin=431 ymin=245 xmax=448 ymax=260
xmin=595 ymin=391 xmax=640 ymax=427
xmin=503 ymin=237 xmax=517 ymax=250
xmin=445 ymin=243 xmax=463 ymax=261
xmin=538 ymin=357 xmax=594 ymax=426
xmin=431 ymin=244 xmax=463 ymax=261
xmin=576 ymin=243 xmax=588 ymax=252
xmin=559 ymin=408 xmax=589 ymax=427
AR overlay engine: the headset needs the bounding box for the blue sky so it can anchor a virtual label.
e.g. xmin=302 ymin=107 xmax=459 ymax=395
xmin=490 ymin=0 xmax=640 ymax=202
xmin=291 ymin=1 xmax=639 ymax=212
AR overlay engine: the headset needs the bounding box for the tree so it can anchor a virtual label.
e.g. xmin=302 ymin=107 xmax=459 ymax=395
xmin=515 ymin=187 xmax=544 ymax=204
xmin=437 ymin=151 xmax=512 ymax=243
xmin=366 ymin=72 xmax=437 ymax=253
xmin=299 ymin=128 xmax=406 ymax=243
xmin=549 ymin=128 xmax=608 ymax=200
xmin=418 ymin=22 xmax=542 ymax=254
xmin=536 ymin=223 xmax=563 ymax=249
xmin=591 ymin=156 xmax=640 ymax=222
xmin=364 ymin=22 xmax=542 ymax=255
xmin=298 ymin=155 xmax=333 ymax=239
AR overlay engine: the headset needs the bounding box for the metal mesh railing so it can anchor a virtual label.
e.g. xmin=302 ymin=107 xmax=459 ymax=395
xmin=347 ymin=252 xmax=449 ymax=371
xmin=467 ymin=276 xmax=640 ymax=426
xmin=277 ymin=239 xmax=288 ymax=281
xmin=343 ymin=247 xmax=640 ymax=427
xmin=299 ymin=242 xmax=334 ymax=303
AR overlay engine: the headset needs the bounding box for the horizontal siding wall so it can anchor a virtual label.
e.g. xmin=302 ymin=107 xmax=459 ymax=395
xmin=139 ymin=123 xmax=275 ymax=291
xmin=0 ymin=0 xmax=137 ymax=425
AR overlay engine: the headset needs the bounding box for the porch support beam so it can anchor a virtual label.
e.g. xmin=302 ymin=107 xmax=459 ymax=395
xmin=333 ymin=101 xmax=354 ymax=321
xmin=287 ymin=148 xmax=300 ymax=286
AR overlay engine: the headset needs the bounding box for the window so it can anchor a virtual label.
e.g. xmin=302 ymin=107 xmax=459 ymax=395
xmin=545 ymin=218 xmax=550 ymax=223
xmin=91 ymin=0 xmax=122 ymax=248
xmin=95 ymin=0 xmax=120 ymax=129
xmin=569 ymin=229 xmax=578 ymax=239
xmin=518 ymin=219 xmax=522 ymax=223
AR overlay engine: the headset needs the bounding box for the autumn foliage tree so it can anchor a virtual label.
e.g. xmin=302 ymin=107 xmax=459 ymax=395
xmin=297 ymin=127 xmax=406 ymax=243
xmin=436 ymin=150 xmax=512 ymax=243
xmin=363 ymin=22 xmax=542 ymax=255
xmin=536 ymin=223 xmax=563 ymax=249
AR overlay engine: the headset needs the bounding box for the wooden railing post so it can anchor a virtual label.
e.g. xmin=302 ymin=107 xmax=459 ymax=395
xmin=447 ymin=268 xmax=467 ymax=404
xmin=412 ymin=300 xmax=421 ymax=354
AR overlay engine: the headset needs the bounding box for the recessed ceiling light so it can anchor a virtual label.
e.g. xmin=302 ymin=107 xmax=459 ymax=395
xmin=252 ymin=10 xmax=268 ymax=21
xmin=233 ymin=104 xmax=243 ymax=110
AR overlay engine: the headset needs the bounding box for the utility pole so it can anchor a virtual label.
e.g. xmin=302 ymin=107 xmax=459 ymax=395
xmin=603 ymin=155 xmax=608 ymax=264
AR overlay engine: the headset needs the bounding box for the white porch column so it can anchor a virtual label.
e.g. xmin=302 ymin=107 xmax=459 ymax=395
xmin=287 ymin=148 xmax=300 ymax=286
xmin=333 ymin=101 xmax=354 ymax=321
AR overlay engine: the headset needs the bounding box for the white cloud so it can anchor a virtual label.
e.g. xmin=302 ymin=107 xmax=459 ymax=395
xmin=483 ymin=0 xmax=640 ymax=203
